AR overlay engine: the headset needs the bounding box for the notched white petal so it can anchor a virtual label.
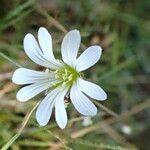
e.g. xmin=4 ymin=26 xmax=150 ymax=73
xmin=55 ymin=89 xmax=68 ymax=129
xmin=77 ymin=78 xmax=107 ymax=101
xmin=76 ymin=45 xmax=102 ymax=72
xmin=61 ymin=29 xmax=81 ymax=67
xmin=12 ymin=68 xmax=51 ymax=85
xmin=70 ymin=83 xmax=97 ymax=116
xmin=23 ymin=33 xmax=44 ymax=65
xmin=16 ymin=81 xmax=52 ymax=101
xmin=23 ymin=33 xmax=59 ymax=69
xmin=38 ymin=27 xmax=56 ymax=61
xmin=36 ymin=89 xmax=58 ymax=126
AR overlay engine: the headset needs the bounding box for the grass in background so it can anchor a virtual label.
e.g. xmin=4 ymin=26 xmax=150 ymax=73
xmin=0 ymin=0 xmax=149 ymax=149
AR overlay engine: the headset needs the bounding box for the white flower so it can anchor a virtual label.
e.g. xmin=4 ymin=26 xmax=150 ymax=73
xmin=12 ymin=27 xmax=107 ymax=129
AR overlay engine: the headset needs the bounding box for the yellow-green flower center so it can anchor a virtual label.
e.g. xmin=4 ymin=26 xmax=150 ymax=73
xmin=53 ymin=65 xmax=80 ymax=88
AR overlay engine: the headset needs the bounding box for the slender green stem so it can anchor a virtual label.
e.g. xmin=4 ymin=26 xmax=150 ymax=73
xmin=1 ymin=102 xmax=40 ymax=150
xmin=0 ymin=52 xmax=22 ymax=68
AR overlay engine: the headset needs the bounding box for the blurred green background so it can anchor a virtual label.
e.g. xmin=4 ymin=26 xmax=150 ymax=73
xmin=0 ymin=0 xmax=149 ymax=149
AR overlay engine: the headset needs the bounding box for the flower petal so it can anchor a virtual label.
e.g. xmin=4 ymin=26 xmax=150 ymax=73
xmin=38 ymin=27 xmax=56 ymax=62
xmin=61 ymin=30 xmax=81 ymax=67
xmin=36 ymin=88 xmax=58 ymax=126
xmin=16 ymin=81 xmax=52 ymax=101
xmin=77 ymin=78 xmax=107 ymax=101
xmin=70 ymin=83 xmax=97 ymax=116
xmin=75 ymin=45 xmax=102 ymax=72
xmin=55 ymin=88 xmax=68 ymax=129
xmin=24 ymin=33 xmax=59 ymax=69
xmin=12 ymin=68 xmax=52 ymax=85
